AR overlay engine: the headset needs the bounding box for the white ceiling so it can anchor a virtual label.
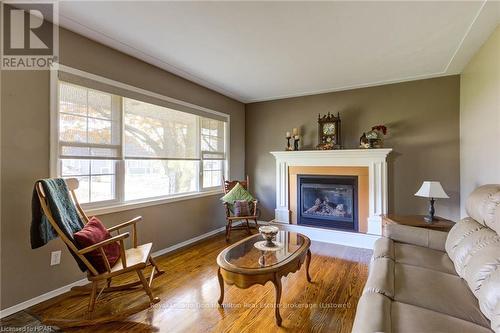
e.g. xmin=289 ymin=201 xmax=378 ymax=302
xmin=58 ymin=1 xmax=500 ymax=103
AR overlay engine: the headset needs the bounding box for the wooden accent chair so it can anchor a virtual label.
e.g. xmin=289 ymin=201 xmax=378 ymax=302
xmin=35 ymin=178 xmax=164 ymax=327
xmin=222 ymin=176 xmax=259 ymax=241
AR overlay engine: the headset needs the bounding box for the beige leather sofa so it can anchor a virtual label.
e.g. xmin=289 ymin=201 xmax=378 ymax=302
xmin=352 ymin=185 xmax=500 ymax=333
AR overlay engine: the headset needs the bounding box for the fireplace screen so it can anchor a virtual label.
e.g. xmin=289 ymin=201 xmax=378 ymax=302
xmin=298 ymin=175 xmax=358 ymax=231
xmin=301 ymin=184 xmax=354 ymax=222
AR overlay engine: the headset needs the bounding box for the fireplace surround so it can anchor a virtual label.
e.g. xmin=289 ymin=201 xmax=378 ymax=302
xmin=271 ymin=149 xmax=392 ymax=235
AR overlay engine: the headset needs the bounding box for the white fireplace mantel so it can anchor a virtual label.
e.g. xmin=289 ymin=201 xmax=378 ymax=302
xmin=270 ymin=148 xmax=392 ymax=235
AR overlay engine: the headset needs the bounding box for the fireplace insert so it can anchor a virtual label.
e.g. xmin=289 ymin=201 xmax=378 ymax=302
xmin=297 ymin=175 xmax=358 ymax=232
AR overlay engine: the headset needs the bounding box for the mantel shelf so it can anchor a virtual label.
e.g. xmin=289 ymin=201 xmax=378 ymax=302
xmin=270 ymin=148 xmax=392 ymax=159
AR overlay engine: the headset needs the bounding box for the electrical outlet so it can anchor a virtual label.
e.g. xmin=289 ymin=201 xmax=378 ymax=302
xmin=50 ymin=250 xmax=61 ymax=266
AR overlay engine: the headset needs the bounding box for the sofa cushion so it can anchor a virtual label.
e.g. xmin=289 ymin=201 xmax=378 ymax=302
xmin=392 ymin=301 xmax=493 ymax=333
xmin=394 ymin=263 xmax=490 ymax=327
xmin=466 ymin=184 xmax=500 ymax=234
xmin=492 ymin=302 xmax=500 ymax=333
xmin=478 ymin=267 xmax=500 ymax=325
xmin=394 ymin=242 xmax=456 ymax=275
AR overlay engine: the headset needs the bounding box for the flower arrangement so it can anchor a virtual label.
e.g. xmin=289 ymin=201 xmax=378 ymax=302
xmin=360 ymin=124 xmax=388 ymax=148
xmin=371 ymin=125 xmax=387 ymax=136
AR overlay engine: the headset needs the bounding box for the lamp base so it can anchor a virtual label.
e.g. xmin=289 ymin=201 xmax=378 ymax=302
xmin=423 ymin=216 xmax=436 ymax=224
xmin=424 ymin=198 xmax=436 ymax=224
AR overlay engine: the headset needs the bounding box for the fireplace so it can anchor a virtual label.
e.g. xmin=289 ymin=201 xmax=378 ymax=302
xmin=271 ymin=149 xmax=391 ymax=235
xmin=297 ymin=175 xmax=358 ymax=232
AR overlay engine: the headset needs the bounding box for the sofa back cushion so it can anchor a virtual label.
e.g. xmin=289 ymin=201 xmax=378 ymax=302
xmin=466 ymin=184 xmax=500 ymax=234
xmin=445 ymin=217 xmax=485 ymax=267
xmin=446 ymin=185 xmax=500 ymax=331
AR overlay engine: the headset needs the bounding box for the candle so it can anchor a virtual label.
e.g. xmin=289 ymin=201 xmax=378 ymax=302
xmin=286 ymin=131 xmax=291 ymax=138
xmin=292 ymin=128 xmax=298 ymax=135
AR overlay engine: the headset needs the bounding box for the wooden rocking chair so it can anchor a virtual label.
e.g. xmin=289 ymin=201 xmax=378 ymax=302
xmin=222 ymin=176 xmax=259 ymax=241
xmin=35 ymin=178 xmax=164 ymax=327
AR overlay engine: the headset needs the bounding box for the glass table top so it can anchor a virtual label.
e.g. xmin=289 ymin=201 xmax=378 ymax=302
xmin=223 ymin=231 xmax=307 ymax=269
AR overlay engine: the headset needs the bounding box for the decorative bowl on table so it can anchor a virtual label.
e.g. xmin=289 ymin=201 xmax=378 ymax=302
xmin=259 ymin=225 xmax=279 ymax=247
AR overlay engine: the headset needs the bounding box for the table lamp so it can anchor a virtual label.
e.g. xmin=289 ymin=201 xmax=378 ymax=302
xmin=415 ymin=181 xmax=449 ymax=223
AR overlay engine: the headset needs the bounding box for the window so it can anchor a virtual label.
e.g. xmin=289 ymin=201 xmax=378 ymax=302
xmin=55 ymin=80 xmax=228 ymax=208
xmin=201 ymin=118 xmax=225 ymax=188
xmin=58 ymin=82 xmax=120 ymax=204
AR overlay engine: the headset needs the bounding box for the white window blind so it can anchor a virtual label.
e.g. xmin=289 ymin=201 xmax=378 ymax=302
xmin=123 ymin=98 xmax=200 ymax=200
xmin=124 ymin=98 xmax=198 ymax=159
xmin=54 ymin=74 xmax=228 ymax=208
xmin=201 ymin=117 xmax=226 ymax=188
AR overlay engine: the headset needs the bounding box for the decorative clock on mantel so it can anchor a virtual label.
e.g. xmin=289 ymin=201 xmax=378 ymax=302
xmin=316 ymin=112 xmax=342 ymax=150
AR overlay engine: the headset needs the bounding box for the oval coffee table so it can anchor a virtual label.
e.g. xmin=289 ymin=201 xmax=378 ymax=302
xmin=216 ymin=231 xmax=311 ymax=326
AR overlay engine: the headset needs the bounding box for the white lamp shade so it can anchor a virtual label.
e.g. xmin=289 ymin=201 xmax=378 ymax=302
xmin=415 ymin=181 xmax=449 ymax=199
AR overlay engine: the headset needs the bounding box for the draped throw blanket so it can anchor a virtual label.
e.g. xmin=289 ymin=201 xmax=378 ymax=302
xmin=31 ymin=178 xmax=87 ymax=271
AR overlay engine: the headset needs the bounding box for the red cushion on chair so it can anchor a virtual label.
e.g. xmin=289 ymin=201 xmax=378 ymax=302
xmin=73 ymin=216 xmax=120 ymax=273
xmin=234 ymin=200 xmax=251 ymax=216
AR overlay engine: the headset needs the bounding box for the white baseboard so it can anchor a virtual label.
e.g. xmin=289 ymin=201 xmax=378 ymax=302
xmin=0 ymin=278 xmax=89 ymax=319
xmin=269 ymin=222 xmax=379 ymax=249
xmin=0 ymin=224 xmax=230 ymax=319
xmin=151 ymin=225 xmax=226 ymax=258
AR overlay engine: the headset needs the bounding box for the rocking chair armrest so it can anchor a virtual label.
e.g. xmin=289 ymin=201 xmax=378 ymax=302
xmin=78 ymin=232 xmax=130 ymax=255
xmin=107 ymin=216 xmax=142 ymax=232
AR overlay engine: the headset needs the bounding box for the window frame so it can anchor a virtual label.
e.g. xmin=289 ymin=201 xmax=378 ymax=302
xmin=56 ymin=82 xmax=122 ymax=208
xmin=200 ymin=116 xmax=227 ymax=191
xmin=50 ymin=65 xmax=230 ymax=215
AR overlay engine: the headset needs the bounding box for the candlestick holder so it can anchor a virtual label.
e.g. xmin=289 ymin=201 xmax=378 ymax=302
xmin=286 ymin=135 xmax=292 ymax=151
xmin=293 ymin=135 xmax=300 ymax=151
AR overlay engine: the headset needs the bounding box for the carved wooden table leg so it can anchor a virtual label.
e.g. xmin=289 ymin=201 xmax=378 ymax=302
xmin=272 ymin=273 xmax=283 ymax=326
xmin=217 ymin=268 xmax=224 ymax=305
xmin=305 ymin=249 xmax=312 ymax=282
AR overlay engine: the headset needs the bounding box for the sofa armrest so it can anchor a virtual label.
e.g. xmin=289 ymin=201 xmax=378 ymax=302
xmin=352 ymin=292 xmax=392 ymax=333
xmin=383 ymin=223 xmax=448 ymax=251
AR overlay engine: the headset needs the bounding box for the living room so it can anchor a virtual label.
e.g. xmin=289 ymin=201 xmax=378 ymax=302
xmin=1 ymin=1 xmax=499 ymax=332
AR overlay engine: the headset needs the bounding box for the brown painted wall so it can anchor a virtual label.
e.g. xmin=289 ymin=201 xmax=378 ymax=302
xmin=0 ymin=28 xmax=245 ymax=309
xmin=245 ymin=76 xmax=460 ymax=222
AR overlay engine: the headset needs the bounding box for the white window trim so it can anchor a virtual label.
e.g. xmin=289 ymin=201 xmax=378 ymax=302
xmin=200 ymin=119 xmax=227 ymax=191
xmin=50 ymin=64 xmax=230 ymax=213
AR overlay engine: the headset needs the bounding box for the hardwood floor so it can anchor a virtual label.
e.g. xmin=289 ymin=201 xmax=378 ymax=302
xmin=5 ymin=230 xmax=372 ymax=333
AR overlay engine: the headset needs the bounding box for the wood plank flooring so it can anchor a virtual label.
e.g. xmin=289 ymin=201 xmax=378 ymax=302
xmin=4 ymin=230 xmax=372 ymax=333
